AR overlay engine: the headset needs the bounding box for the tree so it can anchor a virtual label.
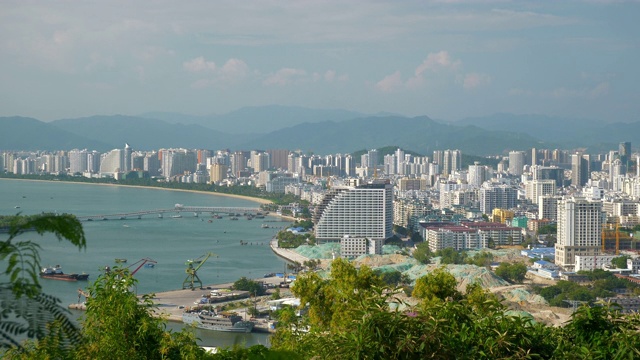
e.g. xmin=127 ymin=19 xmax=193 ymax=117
xmin=412 ymin=267 xmax=461 ymax=301
xmin=412 ymin=242 xmax=432 ymax=264
xmin=233 ymin=277 xmax=265 ymax=296
xmin=435 ymin=247 xmax=467 ymax=264
xmin=495 ymin=262 xmax=527 ymax=283
xmin=78 ymin=269 xmax=209 ymax=360
xmin=611 ymin=256 xmax=630 ymax=269
xmin=0 ymin=213 xmax=86 ymax=350
xmin=466 ymin=251 xmax=494 ymax=267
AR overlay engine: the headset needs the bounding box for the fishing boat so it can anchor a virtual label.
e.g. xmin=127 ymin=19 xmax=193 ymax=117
xmin=182 ymin=310 xmax=254 ymax=333
xmin=261 ymin=224 xmax=269 ymax=228
xmin=171 ymin=214 xmax=182 ymax=218
xmin=115 ymin=258 xmax=127 ymax=263
xmin=40 ymin=265 xmax=89 ymax=282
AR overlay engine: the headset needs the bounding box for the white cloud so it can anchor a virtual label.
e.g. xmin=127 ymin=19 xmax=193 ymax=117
xmin=324 ymin=70 xmax=336 ymax=82
xmin=183 ymin=56 xmax=216 ymax=73
xmin=375 ymin=71 xmax=403 ymax=92
xmin=462 ymin=72 xmax=491 ymax=90
xmin=415 ymin=51 xmax=461 ymax=76
xmin=263 ymin=68 xmax=308 ymax=86
xmin=219 ymin=58 xmax=249 ymax=80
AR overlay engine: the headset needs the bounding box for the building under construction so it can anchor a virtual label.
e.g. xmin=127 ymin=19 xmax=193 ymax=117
xmin=601 ymin=223 xmax=639 ymax=254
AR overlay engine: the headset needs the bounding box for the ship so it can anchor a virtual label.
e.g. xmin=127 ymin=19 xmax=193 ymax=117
xmin=40 ymin=265 xmax=89 ymax=282
xmin=182 ymin=309 xmax=255 ymax=333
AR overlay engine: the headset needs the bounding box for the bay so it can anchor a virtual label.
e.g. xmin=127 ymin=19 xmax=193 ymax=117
xmin=0 ymin=179 xmax=291 ymax=348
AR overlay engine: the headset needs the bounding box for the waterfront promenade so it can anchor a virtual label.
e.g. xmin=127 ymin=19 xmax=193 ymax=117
xmin=269 ymin=236 xmax=310 ymax=264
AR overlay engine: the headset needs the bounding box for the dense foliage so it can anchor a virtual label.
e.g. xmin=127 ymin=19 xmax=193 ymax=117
xmin=536 ymin=270 xmax=640 ymax=307
xmin=272 ymin=259 xmax=640 ymax=359
xmin=232 ymin=276 xmax=266 ymax=296
xmin=611 ymin=255 xmax=630 ymax=269
xmin=276 ymin=230 xmax=315 ymax=248
xmin=0 ymin=213 xmax=86 ymax=350
xmin=412 ymin=242 xmax=431 ymax=264
xmin=495 ymin=262 xmax=528 ymax=283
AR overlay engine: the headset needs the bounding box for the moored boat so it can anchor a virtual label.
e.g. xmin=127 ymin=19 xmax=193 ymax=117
xmin=182 ymin=310 xmax=254 ymax=333
xmin=40 ymin=265 xmax=89 ymax=282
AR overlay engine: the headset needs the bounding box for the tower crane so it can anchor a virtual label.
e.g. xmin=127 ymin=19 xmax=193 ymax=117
xmin=182 ymin=252 xmax=215 ymax=290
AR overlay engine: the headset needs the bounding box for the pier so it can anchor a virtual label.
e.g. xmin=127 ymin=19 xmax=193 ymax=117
xmin=76 ymin=205 xmax=263 ymax=221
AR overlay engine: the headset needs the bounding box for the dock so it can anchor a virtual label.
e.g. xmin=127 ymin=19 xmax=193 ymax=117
xmin=70 ymin=275 xmax=292 ymax=334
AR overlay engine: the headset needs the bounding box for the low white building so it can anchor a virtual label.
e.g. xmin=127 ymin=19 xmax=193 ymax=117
xmin=575 ymin=255 xmax=617 ymax=272
xmin=340 ymin=235 xmax=384 ymax=258
xmin=627 ymin=257 xmax=640 ymax=274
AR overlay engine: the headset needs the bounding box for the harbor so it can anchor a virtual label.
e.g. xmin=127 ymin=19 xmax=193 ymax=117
xmin=2 ymin=179 xmax=294 ymax=348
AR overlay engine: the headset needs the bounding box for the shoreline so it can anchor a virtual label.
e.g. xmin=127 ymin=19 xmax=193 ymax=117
xmin=0 ymin=177 xmax=273 ymax=206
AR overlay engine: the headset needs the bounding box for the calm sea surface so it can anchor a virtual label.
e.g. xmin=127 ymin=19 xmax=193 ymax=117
xmin=0 ymin=179 xmax=292 ymax=348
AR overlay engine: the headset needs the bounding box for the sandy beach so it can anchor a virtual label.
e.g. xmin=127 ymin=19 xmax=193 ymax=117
xmin=0 ymin=178 xmax=273 ymax=205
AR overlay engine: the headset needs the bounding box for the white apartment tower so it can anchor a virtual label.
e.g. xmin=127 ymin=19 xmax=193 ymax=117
xmin=508 ymin=151 xmax=525 ymax=176
xmin=314 ymin=181 xmax=393 ymax=242
xmin=468 ymin=162 xmax=487 ymax=187
xmin=555 ymin=197 xmax=603 ymax=270
xmin=525 ymin=179 xmax=556 ymax=204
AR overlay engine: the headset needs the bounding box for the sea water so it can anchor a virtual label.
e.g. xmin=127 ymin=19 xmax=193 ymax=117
xmin=0 ymin=179 xmax=291 ymax=348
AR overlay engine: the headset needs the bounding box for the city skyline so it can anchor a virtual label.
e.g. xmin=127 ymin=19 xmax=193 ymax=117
xmin=1 ymin=1 xmax=638 ymax=123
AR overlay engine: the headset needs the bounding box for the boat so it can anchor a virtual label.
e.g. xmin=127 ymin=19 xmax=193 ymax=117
xmin=115 ymin=258 xmax=127 ymax=263
xmin=230 ymin=217 xmax=238 ymax=220
xmin=14 ymin=206 xmax=20 ymax=208
xmin=145 ymin=263 xmax=155 ymax=268
xmin=172 ymin=214 xmax=182 ymax=219
xmin=40 ymin=265 xmax=89 ymax=282
xmin=261 ymin=224 xmax=269 ymax=229
xmin=182 ymin=310 xmax=254 ymax=333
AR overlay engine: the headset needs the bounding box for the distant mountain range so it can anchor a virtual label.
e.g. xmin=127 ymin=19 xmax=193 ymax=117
xmin=138 ymin=105 xmax=368 ymax=135
xmin=1 ymin=107 xmax=638 ymax=155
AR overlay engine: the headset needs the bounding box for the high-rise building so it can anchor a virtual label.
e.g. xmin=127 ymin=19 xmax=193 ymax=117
xmin=230 ymin=151 xmax=247 ymax=177
xmin=619 ymin=141 xmax=631 ymax=170
xmin=555 ymin=197 xmax=603 ymax=269
xmin=367 ymin=149 xmax=379 ymax=168
xmin=314 ymin=181 xmax=393 ymax=242
xmin=538 ymin=195 xmax=560 ymax=221
xmin=531 ymin=165 xmax=564 ymax=187
xmin=209 ymin=163 xmax=228 ymax=183
xmin=99 ymin=149 xmax=123 ymax=175
xmin=571 ymin=153 xmax=589 ymax=187
xmin=442 ymin=149 xmax=461 ymax=177
xmin=479 ymin=183 xmax=517 ymax=214
xmin=267 ymin=149 xmax=290 ymax=170
xmin=250 ymin=151 xmax=270 ymax=173
xmin=395 ymin=148 xmax=405 ymax=175
xmin=123 ymin=143 xmax=132 ymax=172
xmin=160 ymin=149 xmax=197 ymax=179
xmin=508 ymin=151 xmax=525 ymax=176
xmin=467 ymin=162 xmax=487 ymax=187
xmin=143 ymin=152 xmax=160 ymax=176
xmin=69 ymin=149 xmax=89 ymax=174
xmin=525 ymin=179 xmax=556 ymax=204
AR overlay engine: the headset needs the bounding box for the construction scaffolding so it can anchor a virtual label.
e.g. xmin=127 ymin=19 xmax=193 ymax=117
xmin=601 ymin=222 xmax=636 ymax=254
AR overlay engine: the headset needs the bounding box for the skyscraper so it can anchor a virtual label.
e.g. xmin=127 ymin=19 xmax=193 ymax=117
xmin=555 ymin=197 xmax=603 ymax=269
xmin=508 ymin=151 xmax=525 ymax=176
xmin=619 ymin=141 xmax=631 ymax=170
xmin=314 ymin=181 xmax=393 ymax=242
xmin=467 ymin=162 xmax=487 ymax=187
xmin=571 ymin=153 xmax=589 ymax=187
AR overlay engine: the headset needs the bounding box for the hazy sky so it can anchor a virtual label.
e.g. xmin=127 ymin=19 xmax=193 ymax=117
xmin=1 ymin=1 xmax=638 ymax=122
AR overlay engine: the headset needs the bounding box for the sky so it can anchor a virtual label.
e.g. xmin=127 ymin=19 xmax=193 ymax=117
xmin=0 ymin=0 xmax=638 ymax=122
